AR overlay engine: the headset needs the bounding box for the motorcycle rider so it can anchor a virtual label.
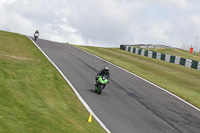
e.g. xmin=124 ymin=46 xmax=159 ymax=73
xmin=94 ymin=66 xmax=110 ymax=86
xmin=34 ymin=30 xmax=39 ymax=40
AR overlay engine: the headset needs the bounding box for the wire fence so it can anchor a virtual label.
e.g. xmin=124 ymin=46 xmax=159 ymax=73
xmin=120 ymin=44 xmax=174 ymax=49
xmin=182 ymin=44 xmax=200 ymax=56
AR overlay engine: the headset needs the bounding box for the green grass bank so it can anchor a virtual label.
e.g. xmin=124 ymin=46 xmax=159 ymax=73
xmin=74 ymin=45 xmax=200 ymax=109
xmin=0 ymin=30 xmax=106 ymax=133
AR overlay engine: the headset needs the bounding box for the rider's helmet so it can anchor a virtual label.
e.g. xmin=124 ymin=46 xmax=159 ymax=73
xmin=104 ymin=67 xmax=109 ymax=74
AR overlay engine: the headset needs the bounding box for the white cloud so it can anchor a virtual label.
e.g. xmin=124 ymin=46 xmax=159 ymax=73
xmin=0 ymin=0 xmax=200 ymax=48
xmin=151 ymin=0 xmax=188 ymax=9
xmin=0 ymin=0 xmax=16 ymax=5
xmin=58 ymin=24 xmax=77 ymax=33
xmin=144 ymin=22 xmax=172 ymax=43
xmin=190 ymin=14 xmax=200 ymax=27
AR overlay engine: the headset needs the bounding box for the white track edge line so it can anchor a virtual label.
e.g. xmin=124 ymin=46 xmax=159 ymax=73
xmin=27 ymin=36 xmax=111 ymax=133
xmin=73 ymin=46 xmax=200 ymax=112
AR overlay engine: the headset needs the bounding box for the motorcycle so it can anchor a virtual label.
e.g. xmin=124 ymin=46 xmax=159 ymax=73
xmin=95 ymin=75 xmax=109 ymax=94
xmin=34 ymin=33 xmax=39 ymax=41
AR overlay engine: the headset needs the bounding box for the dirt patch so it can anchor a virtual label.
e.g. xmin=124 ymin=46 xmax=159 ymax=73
xmin=31 ymin=110 xmax=41 ymax=116
xmin=1 ymin=55 xmax=32 ymax=60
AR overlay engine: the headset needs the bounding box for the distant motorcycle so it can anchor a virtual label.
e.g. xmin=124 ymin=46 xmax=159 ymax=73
xmin=34 ymin=33 xmax=39 ymax=41
xmin=95 ymin=75 xmax=109 ymax=94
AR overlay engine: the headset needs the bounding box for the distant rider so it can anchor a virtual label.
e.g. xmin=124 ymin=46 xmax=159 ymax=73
xmin=94 ymin=67 xmax=110 ymax=86
xmin=34 ymin=30 xmax=40 ymax=40
xmin=34 ymin=30 xmax=39 ymax=36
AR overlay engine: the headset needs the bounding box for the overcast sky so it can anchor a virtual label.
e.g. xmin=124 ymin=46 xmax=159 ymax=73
xmin=0 ymin=0 xmax=200 ymax=48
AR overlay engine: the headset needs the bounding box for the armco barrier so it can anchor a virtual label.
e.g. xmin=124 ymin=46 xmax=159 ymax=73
xmin=120 ymin=45 xmax=200 ymax=70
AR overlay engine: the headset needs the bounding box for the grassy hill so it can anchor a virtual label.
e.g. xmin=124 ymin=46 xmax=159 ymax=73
xmin=0 ymin=30 xmax=106 ymax=133
xmin=74 ymin=45 xmax=200 ymax=109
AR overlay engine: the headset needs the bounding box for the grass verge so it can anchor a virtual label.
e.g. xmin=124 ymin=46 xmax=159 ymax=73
xmin=0 ymin=30 xmax=106 ymax=133
xmin=74 ymin=45 xmax=200 ymax=109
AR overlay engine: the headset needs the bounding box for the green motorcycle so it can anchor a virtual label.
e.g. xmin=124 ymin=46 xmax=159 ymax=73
xmin=95 ymin=75 xmax=109 ymax=95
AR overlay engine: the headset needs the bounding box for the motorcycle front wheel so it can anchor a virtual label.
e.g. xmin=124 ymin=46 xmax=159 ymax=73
xmin=98 ymin=84 xmax=106 ymax=95
xmin=97 ymin=84 xmax=101 ymax=95
xmin=34 ymin=36 xmax=38 ymax=41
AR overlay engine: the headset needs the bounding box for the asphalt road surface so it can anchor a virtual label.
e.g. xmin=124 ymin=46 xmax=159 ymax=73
xmin=32 ymin=38 xmax=200 ymax=133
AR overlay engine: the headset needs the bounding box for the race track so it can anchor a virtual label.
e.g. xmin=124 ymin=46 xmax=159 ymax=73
xmin=32 ymin=38 xmax=200 ymax=133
